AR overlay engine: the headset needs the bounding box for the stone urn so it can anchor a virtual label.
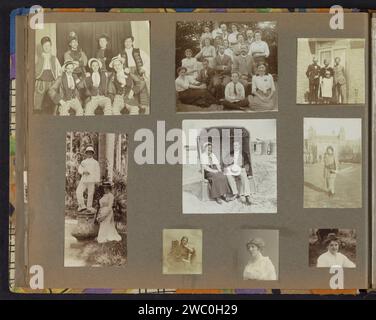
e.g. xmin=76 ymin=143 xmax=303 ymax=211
xmin=71 ymin=209 xmax=99 ymax=241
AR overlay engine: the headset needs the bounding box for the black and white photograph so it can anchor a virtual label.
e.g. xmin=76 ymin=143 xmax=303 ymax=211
xmin=182 ymin=119 xmax=277 ymax=214
xmin=304 ymin=118 xmax=362 ymax=208
xmin=65 ymin=131 xmax=128 ymax=267
xmin=297 ymin=38 xmax=365 ymax=105
xmin=175 ymin=21 xmax=278 ymax=113
xmin=162 ymin=229 xmax=202 ymax=275
xmin=309 ymin=229 xmax=356 ymax=268
xmin=34 ymin=21 xmax=150 ymax=115
xmin=239 ymin=229 xmax=279 ymax=281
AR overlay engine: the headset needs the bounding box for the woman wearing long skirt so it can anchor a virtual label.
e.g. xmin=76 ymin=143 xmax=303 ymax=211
xmin=248 ymin=63 xmax=276 ymax=111
xmin=200 ymin=142 xmax=231 ymax=204
xmin=96 ymin=182 xmax=122 ymax=243
xmin=175 ymin=67 xmax=217 ymax=108
xmin=323 ymin=146 xmax=337 ymax=198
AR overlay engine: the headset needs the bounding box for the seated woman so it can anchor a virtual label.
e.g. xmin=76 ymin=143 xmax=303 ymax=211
xmin=181 ymin=48 xmax=199 ymax=82
xmin=195 ymin=37 xmax=216 ymax=68
xmin=175 ymin=66 xmax=217 ymax=108
xmin=96 ymin=181 xmax=122 ymax=244
xmin=200 ymin=142 xmax=231 ymax=204
xmin=243 ymin=238 xmax=277 ymax=280
xmin=316 ymin=233 xmax=355 ymax=268
xmin=248 ymin=63 xmax=276 ymax=111
xmin=167 ymin=236 xmax=196 ymax=272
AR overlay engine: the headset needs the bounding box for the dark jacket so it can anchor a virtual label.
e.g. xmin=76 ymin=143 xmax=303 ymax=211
xmin=306 ymin=63 xmax=321 ymax=82
xmin=48 ymin=72 xmax=84 ymax=104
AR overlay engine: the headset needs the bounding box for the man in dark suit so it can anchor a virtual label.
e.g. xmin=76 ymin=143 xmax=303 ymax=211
xmin=212 ymin=45 xmax=232 ymax=99
xmin=305 ymin=56 xmax=321 ymax=104
xmin=196 ymin=58 xmax=216 ymax=96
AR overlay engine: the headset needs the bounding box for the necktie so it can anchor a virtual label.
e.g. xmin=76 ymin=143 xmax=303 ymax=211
xmin=67 ymin=75 xmax=74 ymax=89
xmin=233 ymin=83 xmax=237 ymax=96
xmin=92 ymin=72 xmax=100 ymax=87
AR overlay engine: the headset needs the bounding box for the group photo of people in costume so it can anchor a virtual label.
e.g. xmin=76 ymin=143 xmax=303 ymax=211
xmin=175 ymin=21 xmax=278 ymax=112
xmin=34 ymin=21 xmax=150 ymax=115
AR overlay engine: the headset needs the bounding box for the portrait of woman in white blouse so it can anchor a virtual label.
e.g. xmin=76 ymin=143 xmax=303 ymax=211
xmin=243 ymin=237 xmax=277 ymax=281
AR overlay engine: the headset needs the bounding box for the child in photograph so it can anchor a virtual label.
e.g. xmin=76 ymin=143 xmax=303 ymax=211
xmin=96 ymin=181 xmax=122 ymax=243
xmin=316 ymin=233 xmax=355 ymax=268
xmin=320 ymin=70 xmax=334 ymax=104
xmin=243 ymin=238 xmax=277 ymax=280
xmin=222 ymin=72 xmax=249 ymax=110
xmin=76 ymin=146 xmax=101 ymax=212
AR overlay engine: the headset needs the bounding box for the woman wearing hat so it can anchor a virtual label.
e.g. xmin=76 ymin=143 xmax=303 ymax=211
xmin=63 ymin=31 xmax=88 ymax=78
xmin=316 ymin=233 xmax=355 ymax=268
xmin=76 ymin=145 xmax=100 ymax=211
xmin=243 ymin=238 xmax=277 ymax=280
xmin=48 ymin=60 xmax=84 ymax=116
xmin=34 ymin=36 xmax=62 ymax=113
xmin=107 ymin=56 xmax=140 ymax=115
xmin=96 ymin=33 xmax=113 ymax=72
xmin=200 ymin=142 xmax=231 ymax=204
xmin=96 ymin=181 xmax=122 ymax=243
xmin=83 ymin=58 xmax=112 ymax=116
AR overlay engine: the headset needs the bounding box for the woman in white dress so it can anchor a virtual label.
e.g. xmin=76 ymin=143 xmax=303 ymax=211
xmin=96 ymin=182 xmax=122 ymax=243
xmin=243 ymin=238 xmax=277 ymax=281
xmin=316 ymin=233 xmax=355 ymax=268
xmin=319 ymin=70 xmax=334 ymax=104
xmin=181 ymin=48 xmax=199 ymax=81
xmin=228 ymin=23 xmax=239 ymax=49
xmin=195 ymin=38 xmax=216 ymax=68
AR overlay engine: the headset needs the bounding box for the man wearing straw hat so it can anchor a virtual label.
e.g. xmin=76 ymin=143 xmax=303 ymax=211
xmin=76 ymin=145 xmax=101 ymax=212
xmin=48 ymin=60 xmax=84 ymax=116
xmin=83 ymin=58 xmax=112 ymax=115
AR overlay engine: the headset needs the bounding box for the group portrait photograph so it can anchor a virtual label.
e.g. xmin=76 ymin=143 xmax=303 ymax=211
xmin=34 ymin=20 xmax=150 ymax=116
xmin=175 ymin=21 xmax=278 ymax=113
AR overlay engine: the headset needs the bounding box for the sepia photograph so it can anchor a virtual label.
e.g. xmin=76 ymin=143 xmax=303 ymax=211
xmin=239 ymin=229 xmax=279 ymax=281
xmin=34 ymin=21 xmax=150 ymax=115
xmin=182 ymin=119 xmax=277 ymax=214
xmin=304 ymin=118 xmax=362 ymax=208
xmin=297 ymin=38 xmax=365 ymax=105
xmin=64 ymin=131 xmax=128 ymax=267
xmin=162 ymin=229 xmax=202 ymax=275
xmin=175 ymin=21 xmax=278 ymax=113
xmin=309 ymin=229 xmax=356 ymax=268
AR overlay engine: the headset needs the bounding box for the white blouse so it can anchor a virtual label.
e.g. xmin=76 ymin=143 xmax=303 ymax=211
xmin=243 ymin=255 xmax=277 ymax=281
xmin=249 ymin=40 xmax=270 ymax=57
xmin=316 ymin=251 xmax=356 ymax=268
xmin=252 ymin=74 xmax=275 ymax=94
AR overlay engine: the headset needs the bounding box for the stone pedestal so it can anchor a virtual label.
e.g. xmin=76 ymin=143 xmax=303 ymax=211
xmin=71 ymin=211 xmax=99 ymax=241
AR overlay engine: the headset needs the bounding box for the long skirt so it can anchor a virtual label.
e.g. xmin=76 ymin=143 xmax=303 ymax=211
xmin=178 ymin=88 xmax=216 ymax=108
xmin=248 ymin=90 xmax=275 ymax=111
xmin=325 ymin=172 xmax=336 ymax=194
xmin=205 ymin=171 xmax=230 ymax=199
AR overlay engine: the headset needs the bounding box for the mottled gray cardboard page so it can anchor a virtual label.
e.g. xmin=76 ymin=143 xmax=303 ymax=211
xmin=20 ymin=12 xmax=369 ymax=289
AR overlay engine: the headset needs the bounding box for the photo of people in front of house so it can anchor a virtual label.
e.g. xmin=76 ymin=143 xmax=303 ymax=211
xmin=182 ymin=119 xmax=277 ymax=214
xmin=297 ymin=38 xmax=365 ymax=105
xmin=304 ymin=118 xmax=362 ymax=208
xmin=65 ymin=131 xmax=128 ymax=267
xmin=175 ymin=21 xmax=278 ymax=113
xmin=34 ymin=21 xmax=150 ymax=115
